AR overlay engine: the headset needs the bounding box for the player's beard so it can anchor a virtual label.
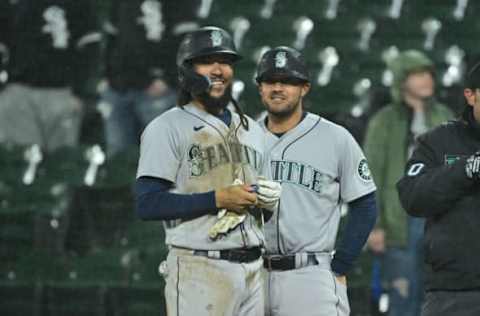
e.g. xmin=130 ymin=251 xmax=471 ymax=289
xmin=197 ymin=85 xmax=232 ymax=115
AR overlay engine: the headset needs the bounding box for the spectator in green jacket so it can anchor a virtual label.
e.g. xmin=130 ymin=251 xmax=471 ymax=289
xmin=363 ymin=50 xmax=454 ymax=316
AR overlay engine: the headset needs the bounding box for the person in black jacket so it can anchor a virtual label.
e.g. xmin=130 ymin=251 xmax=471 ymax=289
xmin=0 ymin=0 xmax=102 ymax=152
xmin=397 ymin=62 xmax=480 ymax=316
xmin=99 ymin=0 xmax=199 ymax=156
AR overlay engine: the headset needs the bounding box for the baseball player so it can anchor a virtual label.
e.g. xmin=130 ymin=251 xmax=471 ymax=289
xmin=135 ymin=26 xmax=280 ymax=316
xmin=256 ymin=46 xmax=377 ymax=316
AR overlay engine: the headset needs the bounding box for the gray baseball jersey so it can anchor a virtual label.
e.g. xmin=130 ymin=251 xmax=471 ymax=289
xmin=261 ymin=112 xmax=376 ymax=255
xmin=137 ymin=104 xmax=266 ymax=250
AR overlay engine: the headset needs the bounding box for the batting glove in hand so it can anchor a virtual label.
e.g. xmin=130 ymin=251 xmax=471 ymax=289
xmin=208 ymin=209 xmax=246 ymax=240
xmin=256 ymin=178 xmax=281 ymax=210
xmin=465 ymin=151 xmax=480 ymax=182
xmin=208 ymin=179 xmax=247 ymax=240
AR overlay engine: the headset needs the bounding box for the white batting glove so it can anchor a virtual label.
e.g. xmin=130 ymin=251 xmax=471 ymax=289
xmin=256 ymin=178 xmax=281 ymax=210
xmin=208 ymin=178 xmax=247 ymax=240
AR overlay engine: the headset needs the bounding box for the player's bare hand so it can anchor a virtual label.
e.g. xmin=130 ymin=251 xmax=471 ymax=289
xmin=215 ymin=185 xmax=257 ymax=212
xmin=367 ymin=228 xmax=385 ymax=254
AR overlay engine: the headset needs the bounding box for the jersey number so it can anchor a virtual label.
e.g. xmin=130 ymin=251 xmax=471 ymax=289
xmin=407 ymin=163 xmax=425 ymax=176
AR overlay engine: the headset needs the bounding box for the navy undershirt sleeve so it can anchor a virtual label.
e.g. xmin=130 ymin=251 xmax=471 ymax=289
xmin=135 ymin=110 xmax=231 ymax=221
xmin=331 ymin=191 xmax=377 ymax=275
xmin=135 ymin=176 xmax=217 ymax=221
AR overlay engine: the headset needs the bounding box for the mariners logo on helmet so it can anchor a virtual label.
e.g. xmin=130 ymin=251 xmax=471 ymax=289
xmin=210 ymin=30 xmax=223 ymax=47
xmin=275 ymin=52 xmax=287 ymax=68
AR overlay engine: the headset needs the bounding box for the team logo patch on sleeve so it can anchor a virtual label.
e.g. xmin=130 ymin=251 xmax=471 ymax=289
xmin=358 ymin=159 xmax=372 ymax=181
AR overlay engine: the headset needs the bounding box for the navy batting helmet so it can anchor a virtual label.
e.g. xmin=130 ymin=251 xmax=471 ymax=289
xmin=177 ymin=26 xmax=241 ymax=96
xmin=256 ymin=46 xmax=309 ymax=84
xmin=177 ymin=26 xmax=241 ymax=66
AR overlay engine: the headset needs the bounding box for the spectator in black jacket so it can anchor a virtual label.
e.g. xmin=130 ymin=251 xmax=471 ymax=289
xmin=397 ymin=62 xmax=480 ymax=316
xmin=99 ymin=0 xmax=199 ymax=156
xmin=0 ymin=0 xmax=102 ymax=152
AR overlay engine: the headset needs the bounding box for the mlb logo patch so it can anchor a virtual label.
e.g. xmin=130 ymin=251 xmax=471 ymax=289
xmin=444 ymin=154 xmax=466 ymax=165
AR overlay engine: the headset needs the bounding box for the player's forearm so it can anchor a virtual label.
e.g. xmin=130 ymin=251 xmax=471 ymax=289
xmin=135 ymin=177 xmax=217 ymax=220
xmin=332 ymin=192 xmax=377 ymax=275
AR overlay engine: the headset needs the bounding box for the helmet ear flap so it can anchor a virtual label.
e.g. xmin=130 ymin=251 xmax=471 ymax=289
xmin=178 ymin=64 xmax=211 ymax=96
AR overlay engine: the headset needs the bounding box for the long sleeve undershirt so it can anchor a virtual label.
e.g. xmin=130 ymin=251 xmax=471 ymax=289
xmin=135 ymin=109 xmax=232 ymax=220
xmin=331 ymin=192 xmax=377 ymax=275
xmin=135 ymin=176 xmax=217 ymax=221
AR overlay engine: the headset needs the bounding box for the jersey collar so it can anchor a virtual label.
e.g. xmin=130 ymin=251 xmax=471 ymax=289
xmin=261 ymin=112 xmax=319 ymax=136
xmin=183 ymin=103 xmax=239 ymax=134
xmin=262 ymin=112 xmax=322 ymax=153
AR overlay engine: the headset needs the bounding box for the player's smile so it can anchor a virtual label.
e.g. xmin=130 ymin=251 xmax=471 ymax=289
xmin=268 ymin=96 xmax=289 ymax=108
xmin=211 ymin=77 xmax=225 ymax=86
xmin=194 ymin=55 xmax=234 ymax=99
xmin=260 ymin=82 xmax=303 ymax=110
xmin=210 ymin=76 xmax=228 ymax=95
xmin=269 ymin=92 xmax=287 ymax=101
xmin=208 ymin=77 xmax=231 ymax=99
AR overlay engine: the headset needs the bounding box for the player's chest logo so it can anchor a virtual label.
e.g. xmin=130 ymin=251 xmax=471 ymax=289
xmin=188 ymin=144 xmax=206 ymax=177
xmin=187 ymin=142 xmax=261 ymax=177
xmin=270 ymin=160 xmax=335 ymax=193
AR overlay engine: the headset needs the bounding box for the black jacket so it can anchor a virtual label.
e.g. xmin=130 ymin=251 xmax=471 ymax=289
xmin=9 ymin=0 xmax=101 ymax=96
xmin=104 ymin=0 xmax=199 ymax=91
xmin=397 ymin=108 xmax=480 ymax=291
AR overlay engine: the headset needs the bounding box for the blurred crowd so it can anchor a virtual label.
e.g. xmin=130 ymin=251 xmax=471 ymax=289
xmin=0 ymin=0 xmax=200 ymax=156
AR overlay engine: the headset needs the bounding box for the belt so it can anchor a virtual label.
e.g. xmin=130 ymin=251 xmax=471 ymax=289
xmin=191 ymin=247 xmax=262 ymax=263
xmin=263 ymin=253 xmax=327 ymax=271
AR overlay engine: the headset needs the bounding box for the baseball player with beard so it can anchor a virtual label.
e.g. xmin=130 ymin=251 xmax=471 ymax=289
xmin=256 ymin=46 xmax=377 ymax=316
xmin=135 ymin=26 xmax=281 ymax=316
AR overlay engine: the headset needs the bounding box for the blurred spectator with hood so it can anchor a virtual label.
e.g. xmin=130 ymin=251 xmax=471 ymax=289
xmin=363 ymin=50 xmax=454 ymax=316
